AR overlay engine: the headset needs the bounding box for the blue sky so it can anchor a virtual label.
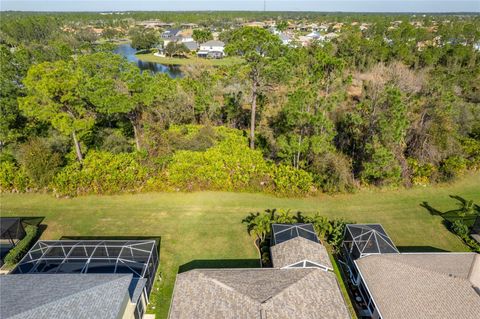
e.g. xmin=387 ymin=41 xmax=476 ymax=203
xmin=0 ymin=1 xmax=479 ymax=12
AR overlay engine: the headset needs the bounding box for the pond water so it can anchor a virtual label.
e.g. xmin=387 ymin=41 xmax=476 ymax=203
xmin=114 ymin=43 xmax=183 ymax=78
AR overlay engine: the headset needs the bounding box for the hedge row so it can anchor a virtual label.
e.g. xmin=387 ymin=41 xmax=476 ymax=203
xmin=3 ymin=225 xmax=38 ymax=267
xmin=1 ymin=128 xmax=314 ymax=197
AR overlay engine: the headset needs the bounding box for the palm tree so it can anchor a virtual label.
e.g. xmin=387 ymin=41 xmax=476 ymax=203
xmin=304 ymin=213 xmax=332 ymax=243
xmin=242 ymin=212 xmax=272 ymax=253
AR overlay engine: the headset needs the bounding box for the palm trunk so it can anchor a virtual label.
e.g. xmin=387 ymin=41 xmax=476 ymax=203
xmin=249 ymin=79 xmax=258 ymax=149
xmin=72 ymin=130 xmax=83 ymax=162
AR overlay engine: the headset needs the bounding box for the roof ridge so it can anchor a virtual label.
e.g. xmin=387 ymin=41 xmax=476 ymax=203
xmin=380 ymin=255 xmax=473 ymax=282
xmin=194 ymin=270 xmax=261 ymax=304
xmin=263 ymin=269 xmax=317 ymax=304
xmin=10 ymin=275 xmax=132 ymax=318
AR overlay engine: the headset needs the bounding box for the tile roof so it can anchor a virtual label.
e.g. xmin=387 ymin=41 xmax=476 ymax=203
xmin=271 ymin=236 xmax=332 ymax=269
xmin=355 ymin=253 xmax=480 ymax=319
xmin=169 ymin=268 xmax=350 ymax=319
xmin=0 ymin=274 xmax=132 ymax=319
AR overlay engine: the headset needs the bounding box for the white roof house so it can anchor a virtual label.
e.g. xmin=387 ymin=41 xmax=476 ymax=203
xmin=197 ymin=40 xmax=225 ymax=58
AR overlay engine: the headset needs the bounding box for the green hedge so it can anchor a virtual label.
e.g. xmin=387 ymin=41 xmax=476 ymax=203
xmin=52 ymin=151 xmax=149 ymax=196
xmin=0 ymin=161 xmax=31 ymax=192
xmin=3 ymin=225 xmax=38 ymax=267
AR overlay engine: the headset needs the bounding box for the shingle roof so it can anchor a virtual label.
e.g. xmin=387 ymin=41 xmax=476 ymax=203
xmin=168 ymin=268 xmax=350 ymax=319
xmin=0 ymin=274 xmax=132 ymax=319
xmin=355 ymin=253 xmax=480 ymax=319
xmin=200 ymin=40 xmax=225 ymax=47
xmin=271 ymin=236 xmax=332 ymax=269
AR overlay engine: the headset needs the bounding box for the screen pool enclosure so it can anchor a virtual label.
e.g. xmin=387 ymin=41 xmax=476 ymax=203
xmin=343 ymin=224 xmax=399 ymax=260
xmin=12 ymin=239 xmax=159 ymax=295
xmin=271 ymin=223 xmax=320 ymax=245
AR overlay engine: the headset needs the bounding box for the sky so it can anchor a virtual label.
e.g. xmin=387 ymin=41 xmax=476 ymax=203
xmin=0 ymin=0 xmax=479 ymax=13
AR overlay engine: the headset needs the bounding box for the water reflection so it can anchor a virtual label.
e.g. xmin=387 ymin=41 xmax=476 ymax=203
xmin=114 ymin=43 xmax=183 ymax=78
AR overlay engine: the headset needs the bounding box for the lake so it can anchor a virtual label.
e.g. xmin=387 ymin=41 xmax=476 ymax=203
xmin=114 ymin=43 xmax=183 ymax=78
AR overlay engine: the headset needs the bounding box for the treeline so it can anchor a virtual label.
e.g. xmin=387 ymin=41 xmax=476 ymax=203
xmin=0 ymin=14 xmax=479 ymax=196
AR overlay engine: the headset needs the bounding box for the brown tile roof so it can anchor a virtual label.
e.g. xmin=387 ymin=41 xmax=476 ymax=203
xmin=271 ymin=236 xmax=332 ymax=269
xmin=168 ymin=268 xmax=350 ymax=319
xmin=355 ymin=253 xmax=480 ymax=319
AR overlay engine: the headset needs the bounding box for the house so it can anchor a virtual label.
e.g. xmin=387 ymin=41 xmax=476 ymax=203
xmin=279 ymin=33 xmax=292 ymax=46
xmin=1 ymin=239 xmax=159 ymax=319
xmin=197 ymin=40 xmax=225 ymax=59
xmin=168 ymin=223 xmax=350 ymax=319
xmin=162 ymin=28 xmax=182 ymax=39
xmin=183 ymin=41 xmax=199 ymax=52
xmin=0 ymin=274 xmax=140 ymax=319
xmin=342 ymin=224 xmax=480 ymax=319
xmin=181 ymin=23 xmax=199 ymax=29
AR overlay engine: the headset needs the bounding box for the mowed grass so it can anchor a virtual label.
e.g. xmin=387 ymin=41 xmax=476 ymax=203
xmin=1 ymin=173 xmax=479 ymax=318
xmin=135 ymin=53 xmax=243 ymax=67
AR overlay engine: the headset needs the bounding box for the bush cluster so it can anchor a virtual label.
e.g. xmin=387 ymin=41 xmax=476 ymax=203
xmin=1 ymin=126 xmax=315 ymax=197
xmin=3 ymin=225 xmax=38 ymax=267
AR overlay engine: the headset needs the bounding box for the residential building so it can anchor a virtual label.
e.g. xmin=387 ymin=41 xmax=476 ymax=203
xmin=197 ymin=40 xmax=225 ymax=58
xmin=168 ymin=223 xmax=350 ymax=319
xmin=1 ymin=239 xmax=159 ymax=319
xmin=342 ymin=224 xmax=480 ymax=319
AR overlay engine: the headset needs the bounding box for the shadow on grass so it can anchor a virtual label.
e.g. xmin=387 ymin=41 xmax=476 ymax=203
xmin=178 ymin=259 xmax=260 ymax=273
xmin=397 ymin=246 xmax=450 ymax=253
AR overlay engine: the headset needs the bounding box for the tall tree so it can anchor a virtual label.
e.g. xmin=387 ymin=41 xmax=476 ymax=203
xmin=192 ymin=29 xmax=213 ymax=43
xmin=19 ymin=60 xmax=95 ymax=162
xmin=225 ymin=27 xmax=282 ymax=149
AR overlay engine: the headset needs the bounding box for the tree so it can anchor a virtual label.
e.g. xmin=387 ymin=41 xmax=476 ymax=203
xmin=164 ymin=42 xmax=188 ymax=57
xmin=276 ymin=21 xmax=289 ymax=32
xmin=242 ymin=211 xmax=272 ymax=253
xmin=19 ymin=60 xmax=95 ymax=162
xmin=192 ymin=29 xmax=213 ymax=43
xmin=130 ymin=29 xmax=158 ymax=51
xmin=225 ymin=27 xmax=282 ymax=149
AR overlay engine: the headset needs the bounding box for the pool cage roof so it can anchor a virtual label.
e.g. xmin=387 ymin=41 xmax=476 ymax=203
xmin=344 ymin=224 xmax=399 ymax=259
xmin=271 ymin=223 xmax=319 ymax=245
xmin=0 ymin=218 xmax=26 ymax=243
xmin=12 ymin=240 xmax=159 ymax=295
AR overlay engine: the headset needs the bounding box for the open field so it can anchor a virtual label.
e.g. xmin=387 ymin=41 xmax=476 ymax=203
xmin=1 ymin=173 xmax=479 ymax=317
xmin=135 ymin=53 xmax=244 ymax=66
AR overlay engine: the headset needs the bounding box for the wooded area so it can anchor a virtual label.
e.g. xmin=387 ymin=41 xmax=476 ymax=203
xmin=1 ymin=13 xmax=479 ymax=196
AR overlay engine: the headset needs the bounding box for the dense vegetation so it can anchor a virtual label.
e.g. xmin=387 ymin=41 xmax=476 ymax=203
xmin=1 ymin=13 xmax=479 ymax=196
xmin=3 ymin=225 xmax=38 ymax=267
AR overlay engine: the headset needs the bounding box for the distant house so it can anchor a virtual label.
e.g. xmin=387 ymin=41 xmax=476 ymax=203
xmin=181 ymin=23 xmax=199 ymax=29
xmin=197 ymin=40 xmax=225 ymax=59
xmin=279 ymin=33 xmax=292 ymax=46
xmin=342 ymin=224 xmax=480 ymax=319
xmin=168 ymin=223 xmax=350 ymax=319
xmin=183 ymin=41 xmax=199 ymax=52
xmin=162 ymin=29 xmax=182 ymax=39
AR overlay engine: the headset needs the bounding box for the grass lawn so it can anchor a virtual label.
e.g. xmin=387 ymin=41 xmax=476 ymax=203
xmin=1 ymin=173 xmax=479 ymax=318
xmin=135 ymin=53 xmax=244 ymax=67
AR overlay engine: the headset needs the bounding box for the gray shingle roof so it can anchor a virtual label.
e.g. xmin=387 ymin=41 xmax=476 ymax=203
xmin=0 ymin=274 xmax=132 ymax=319
xmin=200 ymin=40 xmax=225 ymax=47
xmin=355 ymin=253 xmax=480 ymax=319
xmin=271 ymin=236 xmax=332 ymax=269
xmin=168 ymin=268 xmax=350 ymax=319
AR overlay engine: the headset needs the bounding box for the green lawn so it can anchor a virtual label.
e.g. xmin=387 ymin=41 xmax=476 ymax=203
xmin=1 ymin=173 xmax=479 ymax=318
xmin=135 ymin=53 xmax=243 ymax=67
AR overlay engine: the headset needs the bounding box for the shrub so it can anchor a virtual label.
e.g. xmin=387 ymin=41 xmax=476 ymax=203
xmin=167 ymin=132 xmax=271 ymax=191
xmin=450 ymin=220 xmax=469 ymax=238
xmin=271 ymin=164 xmax=313 ymax=195
xmin=3 ymin=225 xmax=38 ymax=266
xmin=361 ymin=141 xmax=402 ymax=186
xmin=0 ymin=161 xmax=31 ymax=192
xmin=407 ymin=158 xmax=436 ymax=186
xmin=440 ymin=155 xmax=467 ymax=181
xmin=17 ymin=137 xmax=63 ymax=188
xmin=310 ymin=152 xmax=355 ymax=193
xmin=52 ymin=151 xmax=148 ymax=196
